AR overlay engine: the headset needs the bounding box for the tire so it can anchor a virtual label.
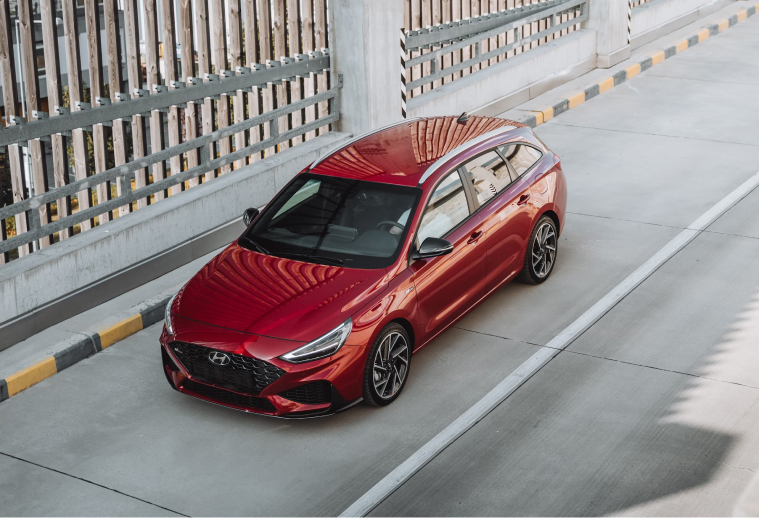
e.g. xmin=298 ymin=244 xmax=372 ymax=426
xmin=518 ymin=215 xmax=558 ymax=285
xmin=363 ymin=323 xmax=412 ymax=407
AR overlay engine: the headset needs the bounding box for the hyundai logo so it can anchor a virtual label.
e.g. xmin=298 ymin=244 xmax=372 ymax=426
xmin=208 ymin=351 xmax=231 ymax=366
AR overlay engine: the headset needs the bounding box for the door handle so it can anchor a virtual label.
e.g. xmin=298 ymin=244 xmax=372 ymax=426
xmin=467 ymin=230 xmax=483 ymax=244
xmin=517 ymin=194 xmax=531 ymax=205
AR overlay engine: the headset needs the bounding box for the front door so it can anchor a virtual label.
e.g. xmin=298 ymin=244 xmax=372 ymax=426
xmin=410 ymin=170 xmax=487 ymax=345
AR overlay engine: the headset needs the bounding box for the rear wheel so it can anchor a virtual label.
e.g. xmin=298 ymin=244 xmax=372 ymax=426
xmin=518 ymin=215 xmax=558 ymax=285
xmin=363 ymin=323 xmax=411 ymax=406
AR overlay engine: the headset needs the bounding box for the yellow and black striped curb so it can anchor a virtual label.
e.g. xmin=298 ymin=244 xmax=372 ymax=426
xmin=517 ymin=5 xmax=758 ymax=128
xmin=0 ymin=294 xmax=172 ymax=403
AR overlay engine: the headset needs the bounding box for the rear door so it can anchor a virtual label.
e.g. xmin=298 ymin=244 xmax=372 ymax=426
xmin=461 ymin=147 xmax=534 ymax=291
xmin=491 ymin=143 xmax=546 ymax=288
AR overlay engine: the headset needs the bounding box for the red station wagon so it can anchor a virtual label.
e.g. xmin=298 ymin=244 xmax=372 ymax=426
xmin=160 ymin=115 xmax=567 ymax=417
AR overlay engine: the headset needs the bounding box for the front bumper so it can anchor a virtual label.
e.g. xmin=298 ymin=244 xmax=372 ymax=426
xmin=159 ymin=324 xmax=366 ymax=418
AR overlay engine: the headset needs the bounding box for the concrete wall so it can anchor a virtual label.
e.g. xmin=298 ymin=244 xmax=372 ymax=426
xmin=408 ymin=30 xmax=597 ymax=118
xmin=0 ymin=133 xmax=351 ymax=347
xmin=631 ymin=0 xmax=735 ymax=49
xmin=585 ymin=0 xmax=631 ymax=68
xmin=332 ymin=0 xmax=405 ymax=136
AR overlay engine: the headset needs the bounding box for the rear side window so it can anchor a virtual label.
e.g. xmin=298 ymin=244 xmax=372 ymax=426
xmin=498 ymin=144 xmax=542 ymax=176
xmin=417 ymin=171 xmax=470 ymax=243
xmin=462 ymin=150 xmax=512 ymax=205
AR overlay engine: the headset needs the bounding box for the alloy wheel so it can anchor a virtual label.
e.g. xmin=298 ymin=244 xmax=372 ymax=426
xmin=372 ymin=331 xmax=409 ymax=400
xmin=531 ymin=221 xmax=557 ymax=278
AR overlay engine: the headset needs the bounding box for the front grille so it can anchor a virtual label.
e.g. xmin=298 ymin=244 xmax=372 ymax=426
xmin=183 ymin=379 xmax=277 ymax=412
xmin=170 ymin=341 xmax=285 ymax=394
xmin=279 ymin=381 xmax=332 ymax=405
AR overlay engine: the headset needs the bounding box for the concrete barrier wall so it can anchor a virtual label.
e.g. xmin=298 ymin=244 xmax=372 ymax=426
xmin=407 ymin=30 xmax=597 ymax=118
xmin=0 ymin=132 xmax=351 ymax=348
xmin=631 ymin=0 xmax=735 ymax=49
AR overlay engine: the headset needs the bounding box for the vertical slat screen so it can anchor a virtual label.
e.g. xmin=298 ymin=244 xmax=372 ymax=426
xmin=180 ymin=0 xmax=200 ymax=185
xmin=287 ymin=0 xmax=303 ymax=146
xmin=18 ymin=0 xmax=50 ymax=246
xmin=123 ymin=0 xmax=149 ymax=209
xmin=195 ymin=0 xmax=216 ymax=182
xmin=40 ymin=0 xmax=71 ymax=240
xmin=257 ymin=0 xmax=275 ymax=156
xmin=244 ymin=0 xmax=262 ymax=161
xmin=401 ymin=0 xmax=578 ymax=100
xmin=314 ymin=0 xmax=328 ymax=136
xmin=301 ymin=0 xmax=316 ymax=141
xmin=228 ymin=0 xmax=245 ymax=169
xmin=272 ymin=0 xmax=289 ymax=151
xmin=211 ymin=0 xmax=232 ymax=174
xmin=145 ymin=0 xmax=167 ymax=201
xmin=104 ymin=0 xmax=129 ymax=217
xmin=0 ymin=0 xmax=28 ymax=257
xmin=161 ymin=0 xmax=183 ymax=196
xmin=84 ymin=0 xmax=111 ymax=225
xmin=0 ymin=0 xmax=332 ymax=263
xmin=62 ymin=0 xmax=93 ymax=232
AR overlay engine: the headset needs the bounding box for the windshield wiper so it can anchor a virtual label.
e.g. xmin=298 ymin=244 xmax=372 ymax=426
xmin=238 ymin=236 xmax=270 ymax=255
xmin=277 ymin=252 xmax=343 ymax=265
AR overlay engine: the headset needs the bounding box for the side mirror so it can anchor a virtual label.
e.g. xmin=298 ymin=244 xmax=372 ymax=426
xmin=411 ymin=237 xmax=454 ymax=260
xmin=243 ymin=208 xmax=259 ymax=227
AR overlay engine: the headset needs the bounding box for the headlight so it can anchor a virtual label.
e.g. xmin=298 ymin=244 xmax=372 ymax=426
xmin=280 ymin=319 xmax=352 ymax=363
xmin=165 ymin=292 xmax=178 ymax=335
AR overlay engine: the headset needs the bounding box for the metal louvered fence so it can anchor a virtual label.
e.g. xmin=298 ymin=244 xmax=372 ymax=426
xmin=402 ymin=0 xmax=588 ymax=100
xmin=0 ymin=0 xmax=334 ymax=263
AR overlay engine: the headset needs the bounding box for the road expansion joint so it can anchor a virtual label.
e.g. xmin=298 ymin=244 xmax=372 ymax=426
xmin=453 ymin=326 xmax=544 ymax=349
xmin=0 ymin=451 xmax=189 ymax=517
xmin=643 ymin=73 xmax=759 ymax=87
xmin=701 ymin=229 xmax=759 ymax=241
xmin=459 ymin=303 xmax=759 ymax=392
xmin=565 ymin=211 xmax=687 ymax=231
xmin=559 ymin=349 xmax=759 ymax=392
xmin=566 ymin=213 xmax=759 ymax=242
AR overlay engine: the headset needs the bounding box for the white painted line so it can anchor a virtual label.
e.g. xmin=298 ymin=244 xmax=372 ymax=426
xmin=340 ymin=170 xmax=759 ymax=517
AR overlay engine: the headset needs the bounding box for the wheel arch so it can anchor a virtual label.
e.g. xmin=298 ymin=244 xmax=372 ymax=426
xmin=389 ymin=317 xmax=416 ymax=354
xmin=539 ymin=208 xmax=561 ymax=236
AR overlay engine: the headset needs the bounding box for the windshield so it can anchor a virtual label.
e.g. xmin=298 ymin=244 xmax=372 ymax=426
xmin=241 ymin=173 xmax=422 ymax=269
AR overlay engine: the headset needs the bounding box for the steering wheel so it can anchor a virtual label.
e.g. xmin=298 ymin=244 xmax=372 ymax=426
xmin=376 ymin=220 xmax=405 ymax=232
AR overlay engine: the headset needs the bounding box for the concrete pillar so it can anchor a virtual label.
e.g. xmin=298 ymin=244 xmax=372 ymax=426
xmin=584 ymin=0 xmax=631 ymax=68
xmin=331 ymin=0 xmax=404 ymax=137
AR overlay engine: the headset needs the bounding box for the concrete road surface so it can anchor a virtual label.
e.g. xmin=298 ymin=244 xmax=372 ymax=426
xmin=2 ymin=9 xmax=759 ymax=517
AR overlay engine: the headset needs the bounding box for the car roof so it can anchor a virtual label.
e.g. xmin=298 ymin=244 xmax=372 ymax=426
xmin=308 ymin=116 xmax=528 ymax=187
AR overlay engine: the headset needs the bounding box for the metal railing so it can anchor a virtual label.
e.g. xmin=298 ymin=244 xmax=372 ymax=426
xmin=0 ymin=56 xmax=338 ymax=256
xmin=402 ymin=0 xmax=588 ymax=98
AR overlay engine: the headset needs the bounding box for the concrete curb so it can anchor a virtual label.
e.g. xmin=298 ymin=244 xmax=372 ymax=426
xmin=515 ymin=4 xmax=758 ymax=128
xmin=0 ymin=291 xmax=173 ymax=403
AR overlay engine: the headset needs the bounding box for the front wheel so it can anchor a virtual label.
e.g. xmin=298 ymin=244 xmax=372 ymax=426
xmin=363 ymin=323 xmax=411 ymax=406
xmin=518 ymin=215 xmax=558 ymax=285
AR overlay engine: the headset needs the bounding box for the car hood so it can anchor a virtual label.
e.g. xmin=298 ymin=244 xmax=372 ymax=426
xmin=174 ymin=244 xmax=390 ymax=342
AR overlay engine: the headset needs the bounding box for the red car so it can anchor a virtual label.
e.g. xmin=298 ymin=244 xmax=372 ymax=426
xmin=160 ymin=115 xmax=567 ymax=417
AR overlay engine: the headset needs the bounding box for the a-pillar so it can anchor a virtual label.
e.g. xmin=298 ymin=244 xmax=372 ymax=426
xmin=331 ymin=0 xmax=405 ymax=137
xmin=584 ymin=0 xmax=631 ymax=68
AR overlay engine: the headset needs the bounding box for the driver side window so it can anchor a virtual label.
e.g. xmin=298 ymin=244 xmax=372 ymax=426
xmin=417 ymin=171 xmax=470 ymax=244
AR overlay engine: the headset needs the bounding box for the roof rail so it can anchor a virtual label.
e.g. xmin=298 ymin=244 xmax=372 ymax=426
xmin=417 ymin=125 xmax=518 ymax=185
